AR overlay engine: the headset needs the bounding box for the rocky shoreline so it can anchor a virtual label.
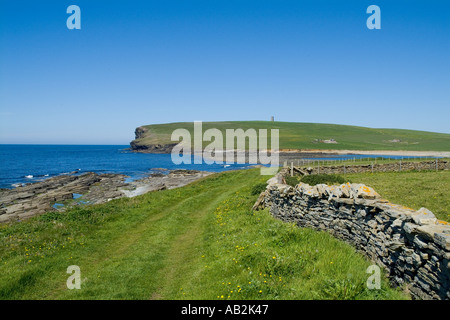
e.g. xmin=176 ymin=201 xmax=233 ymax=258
xmin=0 ymin=169 xmax=212 ymax=223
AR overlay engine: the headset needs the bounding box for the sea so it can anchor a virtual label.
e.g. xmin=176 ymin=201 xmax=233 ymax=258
xmin=0 ymin=144 xmax=426 ymax=189
xmin=0 ymin=145 xmax=252 ymax=189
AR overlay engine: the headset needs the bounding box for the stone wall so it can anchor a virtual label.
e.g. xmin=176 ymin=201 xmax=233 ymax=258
xmin=261 ymin=172 xmax=450 ymax=300
xmin=286 ymin=160 xmax=450 ymax=176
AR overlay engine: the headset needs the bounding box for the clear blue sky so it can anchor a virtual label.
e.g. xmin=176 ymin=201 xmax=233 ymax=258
xmin=1 ymin=0 xmax=449 ymax=144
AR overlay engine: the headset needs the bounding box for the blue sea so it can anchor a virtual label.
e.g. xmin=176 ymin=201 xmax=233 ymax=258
xmin=0 ymin=145 xmax=254 ymax=189
xmin=0 ymin=145 xmax=427 ymax=189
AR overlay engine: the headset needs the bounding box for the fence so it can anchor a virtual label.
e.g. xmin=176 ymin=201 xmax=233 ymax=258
xmin=282 ymin=157 xmax=450 ymax=176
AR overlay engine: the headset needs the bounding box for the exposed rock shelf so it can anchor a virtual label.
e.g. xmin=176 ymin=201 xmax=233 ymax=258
xmin=0 ymin=169 xmax=211 ymax=223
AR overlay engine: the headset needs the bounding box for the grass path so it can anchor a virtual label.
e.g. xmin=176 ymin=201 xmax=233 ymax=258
xmin=0 ymin=169 xmax=408 ymax=300
xmin=150 ymin=185 xmax=242 ymax=299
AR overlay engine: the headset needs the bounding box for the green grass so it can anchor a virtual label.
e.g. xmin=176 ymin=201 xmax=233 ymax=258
xmin=345 ymin=170 xmax=450 ymax=222
xmin=296 ymin=157 xmax=450 ymax=168
xmin=285 ymin=174 xmax=350 ymax=188
xmin=132 ymin=121 xmax=450 ymax=151
xmin=0 ymin=169 xmax=407 ymax=300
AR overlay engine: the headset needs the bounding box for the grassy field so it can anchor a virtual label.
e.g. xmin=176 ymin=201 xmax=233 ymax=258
xmin=285 ymin=168 xmax=450 ymax=222
xmin=345 ymin=170 xmax=450 ymax=222
xmin=132 ymin=121 xmax=450 ymax=152
xmin=0 ymin=169 xmax=407 ymax=300
xmin=293 ymin=157 xmax=450 ymax=168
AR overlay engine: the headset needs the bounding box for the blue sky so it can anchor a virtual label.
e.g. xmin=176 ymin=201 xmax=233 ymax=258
xmin=1 ymin=0 xmax=449 ymax=144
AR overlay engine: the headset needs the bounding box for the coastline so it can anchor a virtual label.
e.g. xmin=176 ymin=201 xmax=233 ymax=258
xmin=0 ymin=169 xmax=213 ymax=223
xmin=277 ymin=149 xmax=450 ymax=158
xmin=130 ymin=145 xmax=450 ymax=158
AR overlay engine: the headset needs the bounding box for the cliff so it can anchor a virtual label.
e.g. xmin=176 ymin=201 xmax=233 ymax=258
xmin=130 ymin=126 xmax=177 ymax=153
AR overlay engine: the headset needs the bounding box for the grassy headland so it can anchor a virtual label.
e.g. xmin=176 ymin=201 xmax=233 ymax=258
xmin=131 ymin=121 xmax=450 ymax=152
xmin=0 ymin=169 xmax=408 ymax=300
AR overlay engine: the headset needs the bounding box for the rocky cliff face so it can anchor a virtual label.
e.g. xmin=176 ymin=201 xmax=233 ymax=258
xmin=130 ymin=141 xmax=178 ymax=153
xmin=134 ymin=126 xmax=148 ymax=139
xmin=130 ymin=126 xmax=177 ymax=153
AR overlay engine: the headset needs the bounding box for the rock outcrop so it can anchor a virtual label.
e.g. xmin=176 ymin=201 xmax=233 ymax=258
xmin=129 ymin=126 xmax=177 ymax=153
xmin=0 ymin=173 xmax=128 ymax=223
xmin=0 ymin=169 xmax=211 ymax=223
xmin=130 ymin=141 xmax=178 ymax=153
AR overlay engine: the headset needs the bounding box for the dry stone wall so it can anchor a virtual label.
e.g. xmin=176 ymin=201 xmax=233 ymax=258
xmin=287 ymin=160 xmax=450 ymax=176
xmin=262 ymin=172 xmax=450 ymax=300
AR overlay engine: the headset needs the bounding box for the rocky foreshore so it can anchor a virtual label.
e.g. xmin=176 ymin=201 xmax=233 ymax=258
xmin=0 ymin=169 xmax=212 ymax=223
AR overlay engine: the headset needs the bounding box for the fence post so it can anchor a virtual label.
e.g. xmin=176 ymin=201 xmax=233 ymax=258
xmin=291 ymin=162 xmax=294 ymax=177
xmin=399 ymin=160 xmax=402 ymax=171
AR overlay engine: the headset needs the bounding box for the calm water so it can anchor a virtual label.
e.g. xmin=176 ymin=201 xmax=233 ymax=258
xmin=0 ymin=145 xmax=428 ymax=189
xmin=0 ymin=145 xmax=253 ymax=189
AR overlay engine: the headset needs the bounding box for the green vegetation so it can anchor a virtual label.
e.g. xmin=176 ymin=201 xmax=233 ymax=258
xmin=0 ymin=169 xmax=407 ymax=300
xmin=298 ymin=157 xmax=450 ymax=168
xmin=284 ymin=175 xmax=301 ymax=187
xmin=283 ymin=169 xmax=449 ymax=222
xmin=301 ymin=174 xmax=349 ymax=186
xmin=251 ymin=182 xmax=267 ymax=195
xmin=285 ymin=174 xmax=349 ymax=187
xmin=345 ymin=170 xmax=450 ymax=222
xmin=132 ymin=121 xmax=450 ymax=151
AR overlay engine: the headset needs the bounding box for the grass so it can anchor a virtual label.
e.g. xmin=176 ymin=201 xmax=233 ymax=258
xmin=132 ymin=121 xmax=450 ymax=152
xmin=0 ymin=169 xmax=408 ymax=300
xmin=345 ymin=170 xmax=450 ymax=222
xmin=285 ymin=174 xmax=350 ymax=188
xmin=295 ymin=157 xmax=450 ymax=168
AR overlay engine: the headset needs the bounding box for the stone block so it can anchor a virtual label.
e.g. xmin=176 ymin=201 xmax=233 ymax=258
xmin=411 ymin=208 xmax=437 ymax=226
xmin=434 ymin=233 xmax=450 ymax=251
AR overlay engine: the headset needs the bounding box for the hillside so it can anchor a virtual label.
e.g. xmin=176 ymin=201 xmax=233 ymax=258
xmin=130 ymin=121 xmax=450 ymax=153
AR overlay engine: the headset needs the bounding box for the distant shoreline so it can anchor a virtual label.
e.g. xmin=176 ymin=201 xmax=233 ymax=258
xmin=277 ymin=149 xmax=450 ymax=158
xmin=131 ymin=147 xmax=450 ymax=158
